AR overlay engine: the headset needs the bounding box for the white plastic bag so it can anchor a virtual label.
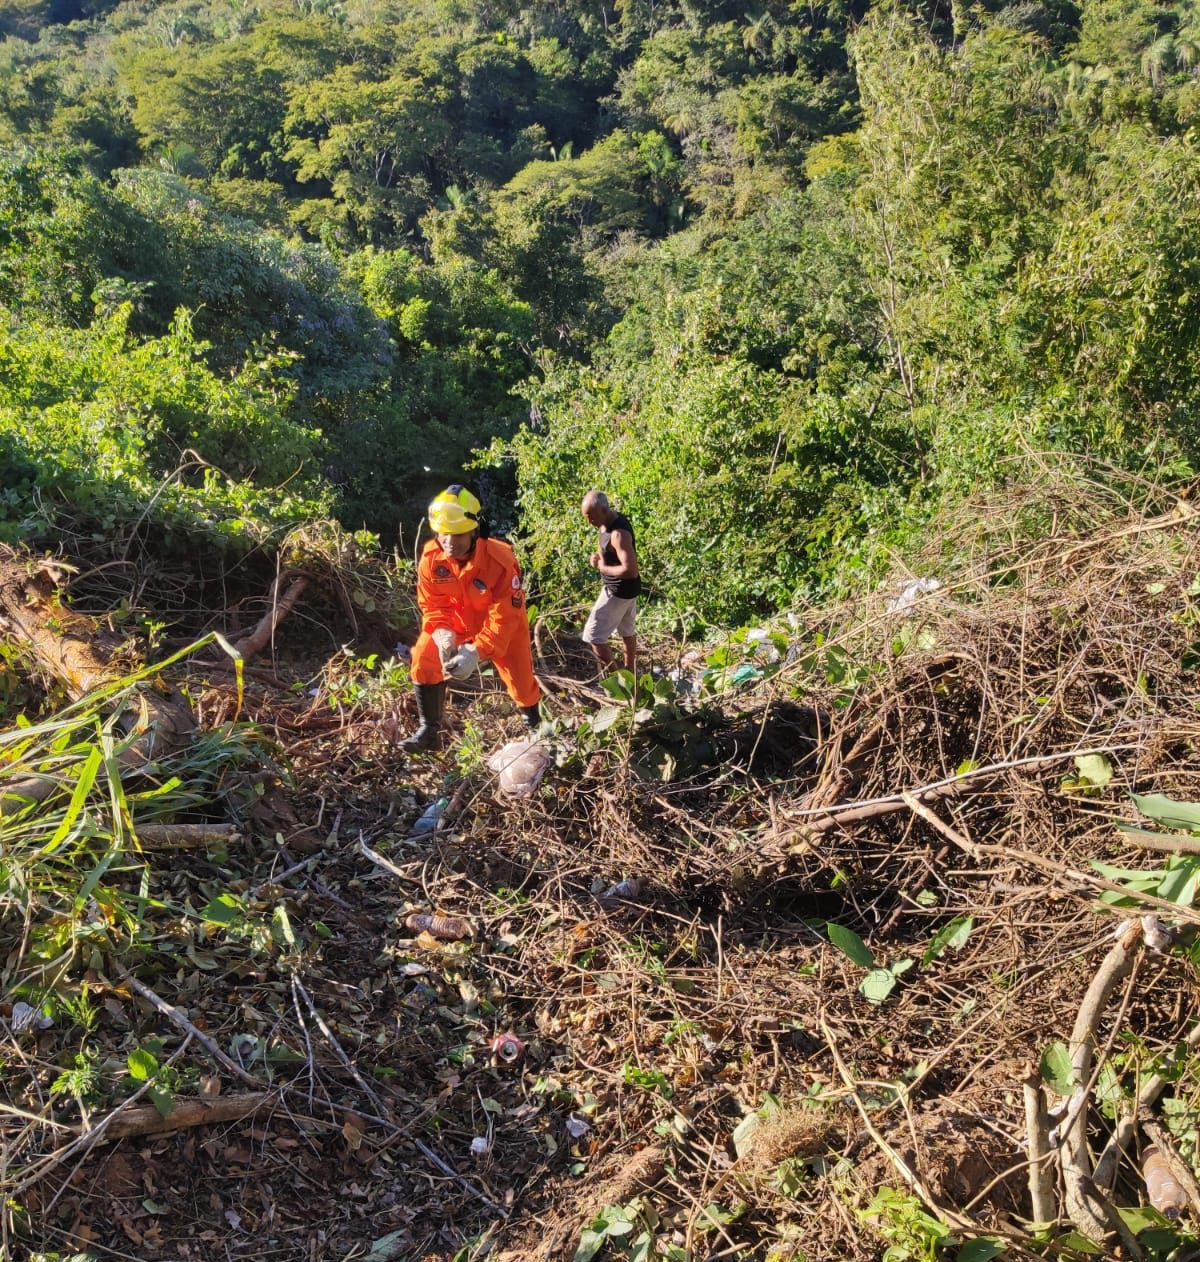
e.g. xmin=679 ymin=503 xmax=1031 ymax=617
xmin=488 ymin=739 xmax=549 ymax=797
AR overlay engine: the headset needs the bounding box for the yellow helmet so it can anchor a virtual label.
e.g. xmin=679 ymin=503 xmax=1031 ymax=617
xmin=428 ymin=485 xmax=481 ymax=535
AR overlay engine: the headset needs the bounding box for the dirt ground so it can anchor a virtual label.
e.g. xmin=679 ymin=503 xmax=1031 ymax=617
xmin=7 ymin=493 xmax=1200 ymax=1262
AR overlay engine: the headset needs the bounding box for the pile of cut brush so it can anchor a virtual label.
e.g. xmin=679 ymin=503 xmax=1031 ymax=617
xmin=4 ymin=477 xmax=1200 ymax=1262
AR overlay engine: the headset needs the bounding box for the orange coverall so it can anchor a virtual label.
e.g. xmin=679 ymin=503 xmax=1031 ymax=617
xmin=410 ymin=537 xmax=541 ymax=708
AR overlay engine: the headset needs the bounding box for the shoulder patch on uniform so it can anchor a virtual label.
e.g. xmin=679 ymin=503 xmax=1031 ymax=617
xmin=471 ymin=577 xmax=488 ymax=592
xmin=511 ymin=573 xmax=522 ymax=589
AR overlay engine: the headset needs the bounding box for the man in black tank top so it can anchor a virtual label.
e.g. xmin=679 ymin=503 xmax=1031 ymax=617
xmin=580 ymin=490 xmax=641 ymax=673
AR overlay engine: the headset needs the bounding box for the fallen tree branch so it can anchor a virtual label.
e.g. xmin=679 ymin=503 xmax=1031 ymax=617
xmin=783 ymin=744 xmax=1136 ymax=833
xmin=231 ymin=574 xmax=310 ymax=662
xmin=80 ymin=1092 xmax=273 ymax=1141
xmin=1060 ymin=921 xmax=1145 ymax=1257
xmin=359 ymin=838 xmax=422 ymax=887
xmin=0 ymin=552 xmax=195 ymax=768
xmin=133 ymin=823 xmax=241 ymax=850
xmin=2 ymin=1033 xmax=194 ymax=1199
xmin=818 ymin=1018 xmax=970 ymax=1229
xmin=0 ymin=773 xmax=58 ymax=816
xmin=901 ymin=794 xmax=1200 ymax=927
xmin=1117 ymin=826 xmax=1200 ymax=856
xmin=1022 ymin=1067 xmax=1055 ymax=1226
xmin=116 ymin=967 xmax=262 ymax=1089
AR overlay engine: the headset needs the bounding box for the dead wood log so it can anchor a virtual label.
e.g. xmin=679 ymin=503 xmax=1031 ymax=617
xmin=80 ymin=1092 xmax=272 ymax=1141
xmin=0 ymin=549 xmax=194 ymax=770
xmin=0 ymin=773 xmax=59 ymax=816
xmin=134 ymin=823 xmax=241 ymax=850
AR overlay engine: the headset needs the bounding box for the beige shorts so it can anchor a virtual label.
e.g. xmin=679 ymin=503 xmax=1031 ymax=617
xmin=582 ymin=589 xmax=637 ymax=643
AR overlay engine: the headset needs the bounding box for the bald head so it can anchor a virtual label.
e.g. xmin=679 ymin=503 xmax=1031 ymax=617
xmin=582 ymin=490 xmax=611 ymax=527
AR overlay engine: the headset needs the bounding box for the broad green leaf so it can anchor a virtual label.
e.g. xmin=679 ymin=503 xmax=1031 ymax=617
xmin=1114 ymin=1205 xmax=1170 ymax=1235
xmin=826 ymin=922 xmax=874 ymax=968
xmin=148 ymin=1082 xmax=173 ymax=1119
xmin=590 ymin=705 xmax=623 ymax=734
xmin=601 ymin=671 xmax=634 ymax=702
xmin=1074 ymin=754 xmax=1112 ymax=787
xmin=1156 ymin=857 xmax=1200 ymax=906
xmin=572 ymin=1229 xmax=605 ymax=1262
xmin=957 ymin=1238 xmax=1005 ymax=1261
xmin=859 ymin=968 xmax=898 ymax=1003
xmin=202 ymin=892 xmax=244 ymax=926
xmin=1039 ymin=1041 xmax=1074 ymax=1096
xmin=1132 ymin=793 xmax=1200 ymax=834
xmin=1056 ymin=1232 xmax=1103 ymax=1254
xmin=127 ymin=1048 xmax=158 ymax=1081
xmin=923 ymin=916 xmax=975 ymax=965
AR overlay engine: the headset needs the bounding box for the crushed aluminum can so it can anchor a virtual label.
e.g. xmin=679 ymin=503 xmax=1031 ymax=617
xmin=489 ymin=1031 xmax=525 ymax=1063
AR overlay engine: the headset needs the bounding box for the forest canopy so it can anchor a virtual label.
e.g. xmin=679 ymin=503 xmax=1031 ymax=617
xmin=0 ymin=0 xmax=1197 ymax=621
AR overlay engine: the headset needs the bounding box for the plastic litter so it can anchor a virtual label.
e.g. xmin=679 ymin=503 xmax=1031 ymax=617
xmin=1141 ymin=913 xmax=1173 ymax=953
xmin=599 ymin=877 xmax=642 ymax=903
xmin=490 ymin=1031 xmax=525 ymax=1063
xmin=1143 ymin=1144 xmax=1188 ymax=1219
xmin=410 ymin=797 xmax=448 ymax=836
xmin=10 ymin=1001 xmax=51 ymax=1033
xmin=405 ymin=912 xmax=472 ymax=941
xmin=488 ymin=739 xmax=549 ymax=798
xmin=393 ymin=642 xmax=412 ymax=665
xmin=470 ymin=1135 xmax=492 ymax=1156
xmin=886 ymin=577 xmax=943 ymax=613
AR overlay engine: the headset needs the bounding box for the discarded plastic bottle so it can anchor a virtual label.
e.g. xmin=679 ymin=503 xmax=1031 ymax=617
xmin=1143 ymin=1144 xmax=1187 ymax=1220
xmin=409 ymin=797 xmax=449 ymax=837
xmin=405 ymin=912 xmax=472 ymax=941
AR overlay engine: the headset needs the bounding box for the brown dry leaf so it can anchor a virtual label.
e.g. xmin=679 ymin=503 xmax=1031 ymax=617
xmin=199 ymin=1075 xmax=221 ymax=1097
xmin=342 ymin=1116 xmax=365 ymax=1152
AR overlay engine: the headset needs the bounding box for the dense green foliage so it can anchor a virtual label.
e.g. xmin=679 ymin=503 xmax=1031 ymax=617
xmin=0 ymin=0 xmax=1197 ymax=619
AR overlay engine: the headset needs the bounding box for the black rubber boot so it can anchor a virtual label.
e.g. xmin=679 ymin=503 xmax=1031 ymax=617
xmin=519 ymin=702 xmax=541 ymax=732
xmin=401 ymin=682 xmax=445 ymax=751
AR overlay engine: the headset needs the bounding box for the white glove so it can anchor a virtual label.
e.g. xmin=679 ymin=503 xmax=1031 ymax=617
xmin=432 ymin=628 xmax=457 ymax=664
xmin=445 ymin=642 xmax=480 ymax=681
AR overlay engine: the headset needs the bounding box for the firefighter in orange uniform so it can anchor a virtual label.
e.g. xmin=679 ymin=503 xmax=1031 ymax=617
xmin=401 ymin=485 xmax=541 ymax=751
